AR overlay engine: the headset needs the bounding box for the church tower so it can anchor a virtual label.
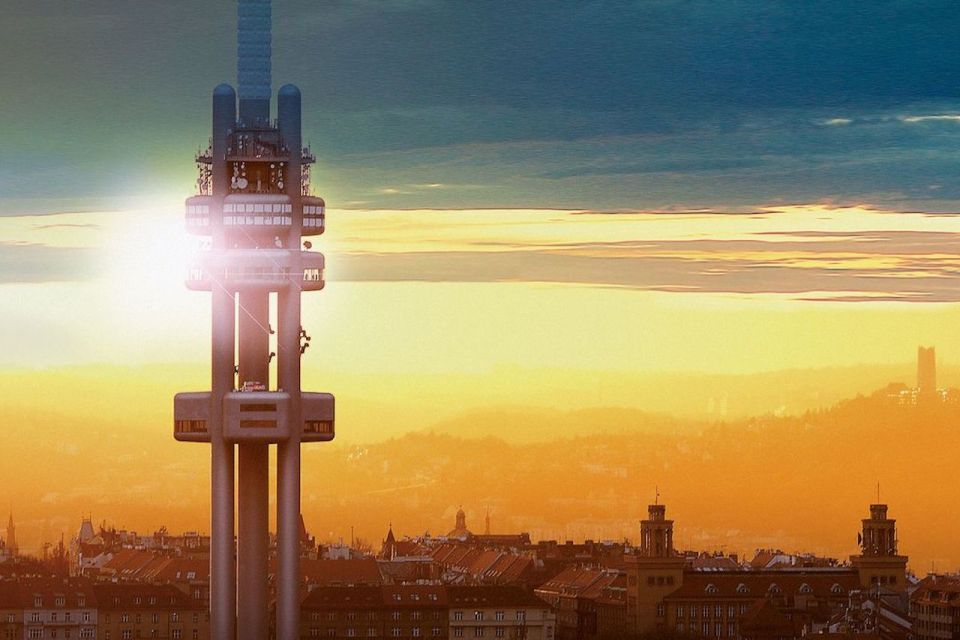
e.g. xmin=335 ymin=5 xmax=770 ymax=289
xmin=627 ymin=503 xmax=684 ymax=635
xmin=6 ymin=511 xmax=17 ymax=556
xmin=850 ymin=503 xmax=908 ymax=591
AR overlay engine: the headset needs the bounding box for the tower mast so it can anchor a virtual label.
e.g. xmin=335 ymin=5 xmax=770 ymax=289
xmin=174 ymin=2 xmax=335 ymax=638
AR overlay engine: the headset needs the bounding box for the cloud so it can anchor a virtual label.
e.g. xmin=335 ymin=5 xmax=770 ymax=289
xmin=333 ymin=229 xmax=960 ymax=302
xmin=899 ymin=114 xmax=960 ymax=123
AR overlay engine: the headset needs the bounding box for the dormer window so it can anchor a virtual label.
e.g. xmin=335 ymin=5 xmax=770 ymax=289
xmin=799 ymin=584 xmax=813 ymax=595
xmin=831 ymin=584 xmax=844 ymax=595
xmin=767 ymin=583 xmax=781 ymax=594
xmin=705 ymin=584 xmax=719 ymax=594
xmin=736 ymin=584 xmax=750 ymax=594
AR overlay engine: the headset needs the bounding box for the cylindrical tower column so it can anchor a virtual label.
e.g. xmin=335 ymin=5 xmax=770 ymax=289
xmin=276 ymin=83 xmax=303 ymax=640
xmin=237 ymin=290 xmax=271 ymax=640
xmin=210 ymin=83 xmax=237 ymax=640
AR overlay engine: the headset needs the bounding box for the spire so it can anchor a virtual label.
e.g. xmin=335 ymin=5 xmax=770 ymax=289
xmin=6 ymin=509 xmax=16 ymax=555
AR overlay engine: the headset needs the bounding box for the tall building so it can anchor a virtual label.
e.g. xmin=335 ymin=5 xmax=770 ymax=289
xmin=625 ymin=504 xmax=685 ymax=634
xmin=173 ymin=1 xmax=335 ymax=638
xmin=917 ymin=346 xmax=937 ymax=396
xmin=849 ymin=503 xmax=908 ymax=592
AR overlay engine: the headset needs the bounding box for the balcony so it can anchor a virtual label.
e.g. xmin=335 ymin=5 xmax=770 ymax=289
xmin=186 ymin=249 xmax=325 ymax=292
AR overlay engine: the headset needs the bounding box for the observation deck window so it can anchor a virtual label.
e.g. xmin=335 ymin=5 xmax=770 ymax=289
xmin=175 ymin=420 xmax=208 ymax=434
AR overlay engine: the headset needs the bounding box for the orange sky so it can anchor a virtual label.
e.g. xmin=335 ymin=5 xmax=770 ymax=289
xmin=1 ymin=201 xmax=959 ymax=570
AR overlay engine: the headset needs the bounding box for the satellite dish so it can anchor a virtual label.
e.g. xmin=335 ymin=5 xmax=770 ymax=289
xmin=277 ymin=181 xmax=284 ymax=189
xmin=238 ymin=177 xmax=249 ymax=189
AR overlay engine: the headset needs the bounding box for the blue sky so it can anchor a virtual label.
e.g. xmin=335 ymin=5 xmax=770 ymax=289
xmin=4 ymin=0 xmax=960 ymax=212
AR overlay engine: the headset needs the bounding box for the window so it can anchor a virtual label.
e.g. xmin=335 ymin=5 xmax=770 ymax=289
xmin=677 ymin=624 xmax=685 ymax=634
xmin=55 ymin=596 xmax=66 ymax=607
xmin=728 ymin=606 xmax=735 ymax=618
xmin=702 ymin=622 xmax=709 ymax=636
xmin=433 ymin=628 xmax=442 ymax=637
xmin=727 ymin=623 xmax=735 ymax=637
xmin=657 ymin=603 xmax=666 ymax=618
xmin=392 ymin=628 xmax=401 ymax=637
xmin=715 ymin=605 xmax=722 ymax=618
xmin=496 ymin=611 xmax=505 ymax=621
xmin=474 ymin=611 xmax=484 ymax=621
xmin=715 ymin=622 xmax=722 ymax=637
xmin=516 ymin=611 xmax=525 ymax=622
xmin=172 ymin=632 xmax=182 ymax=640
xmin=677 ymin=605 xmax=685 ymax=618
xmin=736 ymin=584 xmax=749 ymax=595
xmin=392 ymin=611 xmax=401 ymax=621
xmin=474 ymin=627 xmax=484 ymax=638
xmin=454 ymin=629 xmax=464 ymax=638
xmin=690 ymin=605 xmax=697 ymax=619
xmin=496 ymin=627 xmax=505 ymax=638
xmin=455 ymin=611 xmax=464 ymax=621
xmin=412 ymin=629 xmax=421 ymax=637
xmin=702 ymin=605 xmax=709 ymax=618
xmin=34 ymin=596 xmax=42 ymax=608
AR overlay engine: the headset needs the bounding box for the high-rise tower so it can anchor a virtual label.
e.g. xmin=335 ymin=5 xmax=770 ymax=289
xmin=174 ymin=2 xmax=335 ymax=639
xmin=917 ymin=346 xmax=937 ymax=397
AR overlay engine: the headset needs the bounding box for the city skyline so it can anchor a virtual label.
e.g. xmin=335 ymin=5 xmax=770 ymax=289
xmin=4 ymin=4 xmax=960 ymax=638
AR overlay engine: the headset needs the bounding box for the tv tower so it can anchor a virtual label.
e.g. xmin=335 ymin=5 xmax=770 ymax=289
xmin=174 ymin=1 xmax=335 ymax=639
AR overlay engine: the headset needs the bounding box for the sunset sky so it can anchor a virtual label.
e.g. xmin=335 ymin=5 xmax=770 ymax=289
xmin=3 ymin=1 xmax=960 ymax=567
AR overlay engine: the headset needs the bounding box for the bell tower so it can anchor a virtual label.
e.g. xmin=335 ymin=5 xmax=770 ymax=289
xmin=627 ymin=503 xmax=684 ymax=635
xmin=850 ymin=503 xmax=908 ymax=591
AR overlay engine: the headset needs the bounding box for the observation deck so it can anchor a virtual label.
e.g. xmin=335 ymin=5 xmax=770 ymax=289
xmin=186 ymin=249 xmax=324 ymax=291
xmin=174 ymin=390 xmax=334 ymax=444
xmin=186 ymin=194 xmax=325 ymax=236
